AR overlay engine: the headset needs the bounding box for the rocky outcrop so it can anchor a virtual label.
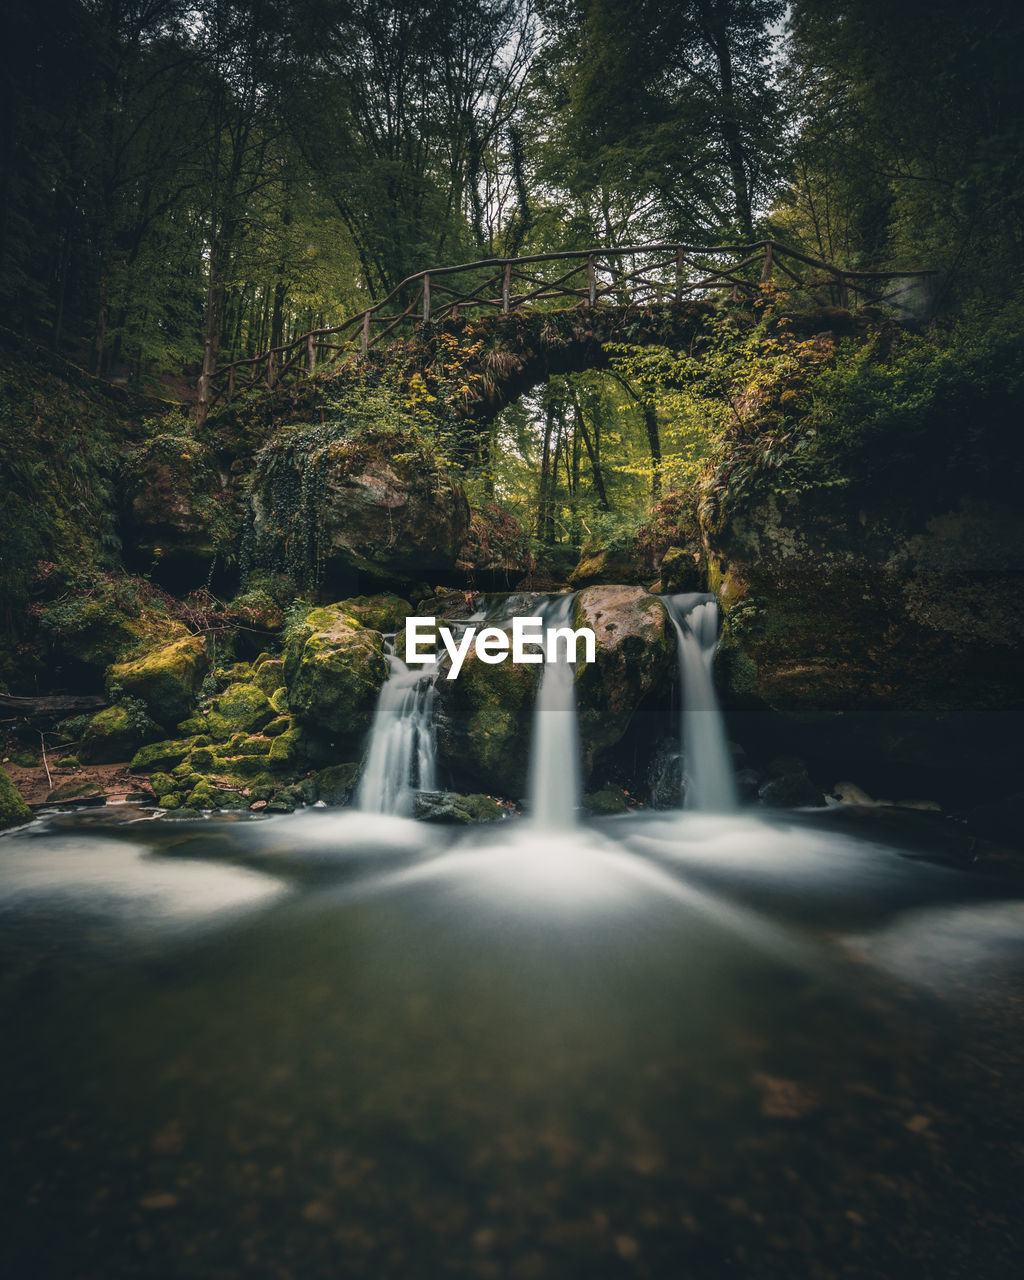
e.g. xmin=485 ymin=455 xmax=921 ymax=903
xmin=707 ymin=489 xmax=1024 ymax=804
xmin=119 ymin=432 xmax=237 ymax=587
xmin=573 ymin=587 xmax=675 ymax=780
xmin=247 ymin=425 xmax=469 ymax=593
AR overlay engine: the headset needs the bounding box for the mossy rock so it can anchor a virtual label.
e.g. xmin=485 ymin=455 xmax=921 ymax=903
xmin=268 ymin=727 xmax=307 ymax=771
xmin=0 ymin=766 xmax=32 ymax=829
xmin=186 ymin=781 xmax=225 ymax=810
xmin=164 ymin=807 xmax=202 ymax=820
xmin=570 ymin=544 xmax=648 ymax=588
xmin=234 ymin=736 xmax=273 ymax=756
xmin=219 ymin=754 xmax=276 ymax=778
xmin=79 ymin=705 xmax=162 ymax=765
xmin=252 ymin=659 xmax=286 ymax=697
xmin=263 ymin=715 xmax=292 ymax=737
xmin=659 ymin=546 xmax=704 ymax=594
xmin=284 ymin=606 xmax=388 ymax=745
xmin=435 ymin=639 xmax=541 ymax=797
xmin=130 ymin=737 xmax=199 ymax=772
xmin=46 ymin=779 xmax=105 ymax=805
xmin=313 ymin=762 xmax=361 ymax=805
xmin=157 ymin=794 xmax=179 ymax=810
xmin=106 ymin=636 xmax=211 ymax=729
xmin=185 ymin=746 xmax=219 ymax=772
xmin=149 ymin=772 xmax=175 ymax=796
xmin=212 ymin=683 xmax=275 ymax=733
xmin=338 ymin=594 xmax=414 ymax=634
xmin=573 ymin=587 xmax=674 ymax=782
xmin=583 ymin=785 xmax=629 ymax=815
xmin=413 ymin=791 xmax=503 ymax=823
xmin=270 ymin=686 xmax=289 ymax=714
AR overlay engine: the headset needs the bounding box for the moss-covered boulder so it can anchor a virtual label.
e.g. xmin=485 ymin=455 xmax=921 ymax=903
xmin=106 ymin=636 xmax=210 ymax=729
xmin=212 ymin=683 xmax=275 ymax=733
xmin=583 ymin=785 xmax=629 ymax=815
xmin=435 ymin=638 xmax=541 ymax=797
xmin=130 ymin=737 xmax=198 ymax=772
xmin=79 ymin=705 xmax=162 ymax=764
xmin=284 ymin=606 xmax=388 ymax=745
xmin=338 ymin=594 xmax=414 ymax=634
xmin=570 ymin=543 xmax=648 ymax=588
xmin=659 ymin=546 xmax=704 ymax=594
xmin=251 ymin=658 xmax=286 ymax=697
xmin=46 ymin=778 xmax=105 ymax=805
xmin=0 ymin=766 xmax=31 ymax=829
xmin=413 ymin=791 xmax=503 ymax=823
xmin=313 ymin=762 xmax=361 ymax=805
xmin=573 ymin=587 xmax=674 ymax=781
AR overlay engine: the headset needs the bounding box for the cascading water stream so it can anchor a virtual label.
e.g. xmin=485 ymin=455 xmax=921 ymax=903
xmin=662 ymin=593 xmax=737 ymax=812
xmin=355 ymin=641 xmax=438 ymax=816
xmin=527 ymin=594 xmax=583 ymax=830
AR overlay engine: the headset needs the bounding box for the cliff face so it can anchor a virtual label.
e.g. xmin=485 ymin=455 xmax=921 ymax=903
xmin=705 ymin=477 xmax=1024 ymax=805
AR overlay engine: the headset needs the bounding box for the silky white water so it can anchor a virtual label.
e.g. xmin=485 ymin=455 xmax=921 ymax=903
xmin=526 ymin=594 xmax=582 ymax=830
xmin=663 ymin=593 xmax=737 ymax=811
xmin=356 ymin=644 xmax=438 ymax=816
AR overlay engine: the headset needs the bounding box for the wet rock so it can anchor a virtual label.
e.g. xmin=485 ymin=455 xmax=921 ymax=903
xmin=583 ymin=785 xmax=629 ymax=815
xmin=46 ymin=778 xmax=106 ymax=805
xmin=284 ymin=605 xmax=388 ymax=746
xmin=79 ymin=705 xmax=162 ymax=764
xmin=758 ymin=771 xmax=826 ymax=808
xmin=735 ymin=767 xmax=761 ymax=802
xmin=106 ymin=636 xmax=210 ymax=729
xmin=646 ymin=738 xmax=684 ymax=809
xmin=413 ymin=791 xmax=503 ymax=823
xmin=313 ymin=762 xmax=361 ymax=805
xmin=0 ymin=766 xmax=32 ymax=828
xmin=251 ymin=657 xmax=286 ymax=697
xmin=434 ymin=638 xmax=540 ymax=797
xmin=573 ymin=587 xmax=675 ymax=782
xmin=659 ymin=546 xmax=704 ymax=594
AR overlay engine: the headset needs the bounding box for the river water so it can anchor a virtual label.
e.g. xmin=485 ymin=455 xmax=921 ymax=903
xmin=1 ymin=805 xmax=1022 ymax=1278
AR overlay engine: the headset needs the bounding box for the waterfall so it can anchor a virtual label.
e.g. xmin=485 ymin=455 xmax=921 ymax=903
xmin=527 ymin=594 xmax=583 ymax=830
xmin=662 ymin=594 xmax=737 ymax=812
xmin=355 ymin=643 xmax=438 ymax=816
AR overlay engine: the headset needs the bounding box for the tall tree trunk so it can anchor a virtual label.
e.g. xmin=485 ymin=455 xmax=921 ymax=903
xmin=643 ymin=403 xmax=662 ymax=502
xmin=572 ymin=396 xmax=610 ymax=510
xmin=537 ymin=399 xmax=555 ymax=541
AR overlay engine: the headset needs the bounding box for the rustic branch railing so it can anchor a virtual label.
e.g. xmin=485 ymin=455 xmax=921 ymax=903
xmin=207 ymin=241 xmax=935 ymax=414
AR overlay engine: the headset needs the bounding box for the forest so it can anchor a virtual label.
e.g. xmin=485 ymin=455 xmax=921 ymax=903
xmin=4 ymin=0 xmax=1024 ymax=564
xmin=3 ymin=5 xmax=1024 ymax=1279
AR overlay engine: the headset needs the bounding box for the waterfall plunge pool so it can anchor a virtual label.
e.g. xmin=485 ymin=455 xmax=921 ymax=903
xmin=1 ymin=805 xmax=1023 ymax=1279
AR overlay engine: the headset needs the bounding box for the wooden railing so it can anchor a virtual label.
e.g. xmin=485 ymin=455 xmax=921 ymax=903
xmin=207 ymin=241 xmax=935 ymax=412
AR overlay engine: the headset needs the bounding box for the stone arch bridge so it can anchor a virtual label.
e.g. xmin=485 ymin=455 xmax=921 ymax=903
xmin=204 ymin=242 xmax=934 ymax=427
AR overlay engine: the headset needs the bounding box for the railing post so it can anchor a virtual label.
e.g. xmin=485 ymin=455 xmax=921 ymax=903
xmin=587 ymin=254 xmax=597 ymax=306
xmin=361 ymin=310 xmax=370 ymax=355
xmin=307 ymin=333 xmax=316 ymax=376
xmin=502 ymin=261 xmax=511 ymax=312
xmin=760 ymin=242 xmax=774 ymax=285
xmin=422 ymin=273 xmax=430 ymax=323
